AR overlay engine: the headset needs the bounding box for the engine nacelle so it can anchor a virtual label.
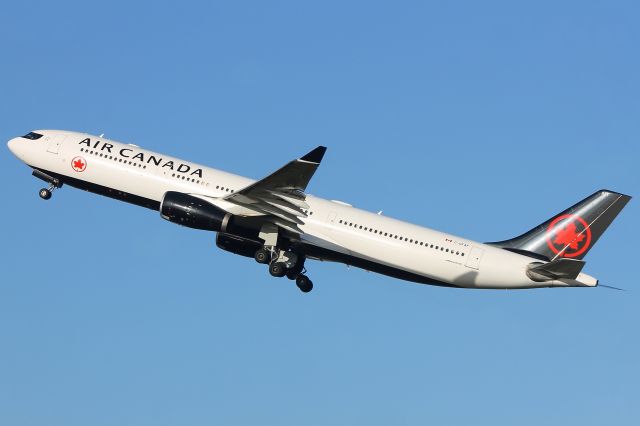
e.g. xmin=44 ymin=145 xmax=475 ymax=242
xmin=216 ymin=233 xmax=263 ymax=258
xmin=160 ymin=191 xmax=232 ymax=232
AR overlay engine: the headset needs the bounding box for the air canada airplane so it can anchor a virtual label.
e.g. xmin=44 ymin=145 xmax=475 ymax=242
xmin=8 ymin=130 xmax=631 ymax=293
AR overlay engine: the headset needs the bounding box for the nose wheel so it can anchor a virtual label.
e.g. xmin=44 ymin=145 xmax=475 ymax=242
xmin=39 ymin=188 xmax=52 ymax=200
xmin=39 ymin=182 xmax=59 ymax=200
xmin=33 ymin=171 xmax=62 ymax=201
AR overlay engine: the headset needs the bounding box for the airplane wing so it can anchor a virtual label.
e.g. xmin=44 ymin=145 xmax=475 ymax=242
xmin=222 ymin=146 xmax=327 ymax=233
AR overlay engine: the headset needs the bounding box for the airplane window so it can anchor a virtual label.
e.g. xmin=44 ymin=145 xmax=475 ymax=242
xmin=22 ymin=132 xmax=43 ymax=140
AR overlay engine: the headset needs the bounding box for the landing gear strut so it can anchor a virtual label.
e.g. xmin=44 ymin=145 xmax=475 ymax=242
xmin=33 ymin=170 xmax=62 ymax=201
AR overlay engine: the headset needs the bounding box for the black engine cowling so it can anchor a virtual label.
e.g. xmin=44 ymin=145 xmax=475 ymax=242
xmin=216 ymin=233 xmax=263 ymax=258
xmin=160 ymin=191 xmax=232 ymax=232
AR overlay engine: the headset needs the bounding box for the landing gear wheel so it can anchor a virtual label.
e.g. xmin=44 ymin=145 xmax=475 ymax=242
xmin=286 ymin=256 xmax=305 ymax=280
xmin=296 ymin=275 xmax=313 ymax=293
xmin=269 ymin=262 xmax=287 ymax=278
xmin=39 ymin=188 xmax=52 ymax=200
xmin=254 ymin=248 xmax=271 ymax=264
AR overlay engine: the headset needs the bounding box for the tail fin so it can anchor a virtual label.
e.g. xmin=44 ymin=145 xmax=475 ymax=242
xmin=489 ymin=190 xmax=631 ymax=261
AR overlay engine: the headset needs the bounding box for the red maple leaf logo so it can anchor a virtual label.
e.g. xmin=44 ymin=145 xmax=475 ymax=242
xmin=553 ymin=222 xmax=585 ymax=250
xmin=73 ymin=158 xmax=85 ymax=170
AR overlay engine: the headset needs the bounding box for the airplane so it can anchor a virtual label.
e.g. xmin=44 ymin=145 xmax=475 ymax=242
xmin=7 ymin=130 xmax=631 ymax=293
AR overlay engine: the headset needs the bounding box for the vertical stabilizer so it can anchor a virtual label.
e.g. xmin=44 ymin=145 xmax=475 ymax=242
xmin=489 ymin=190 xmax=631 ymax=261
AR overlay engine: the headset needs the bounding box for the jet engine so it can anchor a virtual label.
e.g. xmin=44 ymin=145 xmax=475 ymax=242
xmin=160 ymin=191 xmax=233 ymax=232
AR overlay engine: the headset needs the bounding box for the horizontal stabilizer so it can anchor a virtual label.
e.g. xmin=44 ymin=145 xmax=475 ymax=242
xmin=527 ymin=258 xmax=586 ymax=282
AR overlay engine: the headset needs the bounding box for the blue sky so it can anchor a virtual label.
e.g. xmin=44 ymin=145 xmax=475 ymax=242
xmin=1 ymin=1 xmax=639 ymax=425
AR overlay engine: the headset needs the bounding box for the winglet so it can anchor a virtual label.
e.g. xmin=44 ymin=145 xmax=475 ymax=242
xmin=300 ymin=146 xmax=327 ymax=164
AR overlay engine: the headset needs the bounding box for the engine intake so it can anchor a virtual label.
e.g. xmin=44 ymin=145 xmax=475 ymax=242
xmin=160 ymin=191 xmax=232 ymax=232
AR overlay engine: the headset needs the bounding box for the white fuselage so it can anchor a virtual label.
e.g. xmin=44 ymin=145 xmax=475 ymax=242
xmin=7 ymin=130 xmax=598 ymax=289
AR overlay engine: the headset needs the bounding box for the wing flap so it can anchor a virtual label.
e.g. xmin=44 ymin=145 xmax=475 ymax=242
xmin=221 ymin=146 xmax=326 ymax=233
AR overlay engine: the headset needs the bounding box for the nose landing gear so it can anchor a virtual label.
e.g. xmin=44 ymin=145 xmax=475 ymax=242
xmin=33 ymin=170 xmax=62 ymax=201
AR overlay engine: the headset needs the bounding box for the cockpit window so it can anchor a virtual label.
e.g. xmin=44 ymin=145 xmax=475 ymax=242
xmin=22 ymin=132 xmax=43 ymax=140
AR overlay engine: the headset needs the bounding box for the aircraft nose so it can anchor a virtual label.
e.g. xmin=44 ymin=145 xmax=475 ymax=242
xmin=7 ymin=138 xmax=18 ymax=155
xmin=7 ymin=137 xmax=25 ymax=161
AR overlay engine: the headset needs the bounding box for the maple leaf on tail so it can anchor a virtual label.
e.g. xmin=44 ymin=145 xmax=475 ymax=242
xmin=553 ymin=222 xmax=585 ymax=250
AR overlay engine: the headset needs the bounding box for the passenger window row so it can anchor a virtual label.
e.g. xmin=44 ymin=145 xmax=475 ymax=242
xmin=80 ymin=147 xmax=147 ymax=170
xmin=338 ymin=219 xmax=465 ymax=257
xmin=170 ymin=173 xmax=207 ymax=186
xmin=215 ymin=185 xmax=234 ymax=193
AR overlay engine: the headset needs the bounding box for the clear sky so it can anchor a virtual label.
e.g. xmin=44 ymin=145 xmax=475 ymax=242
xmin=1 ymin=1 xmax=639 ymax=425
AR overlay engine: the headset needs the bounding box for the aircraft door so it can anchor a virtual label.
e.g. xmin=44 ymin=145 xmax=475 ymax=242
xmin=46 ymin=135 xmax=65 ymax=154
xmin=465 ymin=246 xmax=484 ymax=270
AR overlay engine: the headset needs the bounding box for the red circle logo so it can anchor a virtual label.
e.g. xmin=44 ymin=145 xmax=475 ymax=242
xmin=71 ymin=156 xmax=87 ymax=172
xmin=546 ymin=214 xmax=592 ymax=258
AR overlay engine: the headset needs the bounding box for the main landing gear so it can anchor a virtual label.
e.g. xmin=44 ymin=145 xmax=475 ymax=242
xmin=256 ymin=224 xmax=314 ymax=293
xmin=255 ymin=245 xmax=313 ymax=293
